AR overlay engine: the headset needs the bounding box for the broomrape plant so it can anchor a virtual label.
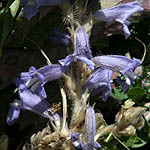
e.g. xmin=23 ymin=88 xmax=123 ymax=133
xmin=7 ymin=0 xmax=149 ymax=150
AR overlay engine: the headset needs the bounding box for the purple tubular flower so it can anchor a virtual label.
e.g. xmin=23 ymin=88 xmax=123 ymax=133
xmin=7 ymin=79 xmax=51 ymax=125
xmin=74 ymin=27 xmax=92 ymax=59
xmin=71 ymin=107 xmax=101 ymax=150
xmin=84 ymin=67 xmax=112 ymax=101
xmin=20 ymin=0 xmax=64 ymax=20
xmin=20 ymin=65 xmax=64 ymax=99
xmin=93 ymin=1 xmax=143 ymax=38
xmin=20 ymin=66 xmax=46 ymax=99
xmin=58 ymin=27 xmax=94 ymax=70
xmin=83 ymin=106 xmax=101 ymax=150
xmin=50 ymin=29 xmax=71 ymax=45
xmin=93 ymin=55 xmax=141 ymax=86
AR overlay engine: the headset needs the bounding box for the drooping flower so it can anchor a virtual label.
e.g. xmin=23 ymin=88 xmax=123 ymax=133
xmin=20 ymin=64 xmax=64 ymax=99
xmin=93 ymin=55 xmax=141 ymax=86
xmin=7 ymin=79 xmax=51 ymax=125
xmin=59 ymin=27 xmax=94 ymax=70
xmin=84 ymin=67 xmax=112 ymax=101
xmin=74 ymin=27 xmax=92 ymax=59
xmin=20 ymin=0 xmax=64 ymax=20
xmin=93 ymin=1 xmax=143 ymax=38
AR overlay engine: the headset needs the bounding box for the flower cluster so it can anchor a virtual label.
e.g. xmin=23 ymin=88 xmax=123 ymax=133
xmin=7 ymin=0 xmax=144 ymax=150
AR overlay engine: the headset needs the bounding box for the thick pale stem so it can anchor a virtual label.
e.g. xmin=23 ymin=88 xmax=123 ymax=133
xmin=60 ymin=86 xmax=68 ymax=136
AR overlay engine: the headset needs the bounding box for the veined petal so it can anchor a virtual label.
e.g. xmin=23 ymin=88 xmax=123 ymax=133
xmin=84 ymin=67 xmax=112 ymax=100
xmin=74 ymin=27 xmax=92 ymax=59
xmin=18 ymin=80 xmax=51 ymax=118
xmin=93 ymin=55 xmax=141 ymax=88
xmin=19 ymin=65 xmax=64 ymax=99
xmin=84 ymin=106 xmax=96 ymax=146
xmin=38 ymin=64 xmax=64 ymax=82
xmin=93 ymin=1 xmax=143 ymax=22
xmin=80 ymin=107 xmax=101 ymax=150
xmin=93 ymin=1 xmax=143 ymax=38
xmin=93 ymin=55 xmax=141 ymax=74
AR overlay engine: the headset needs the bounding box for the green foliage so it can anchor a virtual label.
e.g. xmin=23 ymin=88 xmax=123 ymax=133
xmin=111 ymin=88 xmax=128 ymax=100
xmin=127 ymin=87 xmax=146 ymax=102
xmin=0 ymin=0 xmax=20 ymax=56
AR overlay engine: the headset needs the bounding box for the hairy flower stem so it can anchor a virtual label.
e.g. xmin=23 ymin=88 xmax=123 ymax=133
xmin=59 ymin=81 xmax=68 ymax=136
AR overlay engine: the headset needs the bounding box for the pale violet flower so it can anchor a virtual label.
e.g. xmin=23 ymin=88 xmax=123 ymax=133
xmin=93 ymin=55 xmax=141 ymax=86
xmin=7 ymin=79 xmax=51 ymax=125
xmin=20 ymin=64 xmax=64 ymax=99
xmin=93 ymin=1 xmax=143 ymax=38
xmin=84 ymin=55 xmax=141 ymax=100
xmin=20 ymin=0 xmax=64 ymax=20
xmin=59 ymin=27 xmax=94 ymax=70
xmin=84 ymin=67 xmax=112 ymax=101
xmin=71 ymin=107 xmax=101 ymax=150
xmin=83 ymin=106 xmax=101 ymax=150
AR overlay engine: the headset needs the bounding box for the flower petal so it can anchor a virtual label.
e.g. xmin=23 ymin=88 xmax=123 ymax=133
xmin=93 ymin=1 xmax=143 ymax=38
xmin=17 ymin=79 xmax=51 ymax=118
xmin=84 ymin=67 xmax=112 ymax=100
xmin=81 ymin=106 xmax=101 ymax=149
xmin=38 ymin=64 xmax=64 ymax=82
xmin=85 ymin=106 xmax=96 ymax=145
xmin=93 ymin=55 xmax=141 ymax=74
xmin=19 ymin=65 xmax=64 ymax=99
xmin=74 ymin=27 xmax=92 ymax=59
xmin=20 ymin=0 xmax=64 ymax=20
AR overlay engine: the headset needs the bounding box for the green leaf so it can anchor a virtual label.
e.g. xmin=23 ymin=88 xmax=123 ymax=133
xmin=0 ymin=9 xmax=13 ymax=56
xmin=127 ymin=87 xmax=146 ymax=102
xmin=9 ymin=0 xmax=20 ymax=18
xmin=110 ymin=88 xmax=128 ymax=100
xmin=122 ymin=135 xmax=147 ymax=148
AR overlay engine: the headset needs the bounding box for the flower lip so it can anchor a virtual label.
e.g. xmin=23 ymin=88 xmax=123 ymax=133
xmin=84 ymin=67 xmax=112 ymax=101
